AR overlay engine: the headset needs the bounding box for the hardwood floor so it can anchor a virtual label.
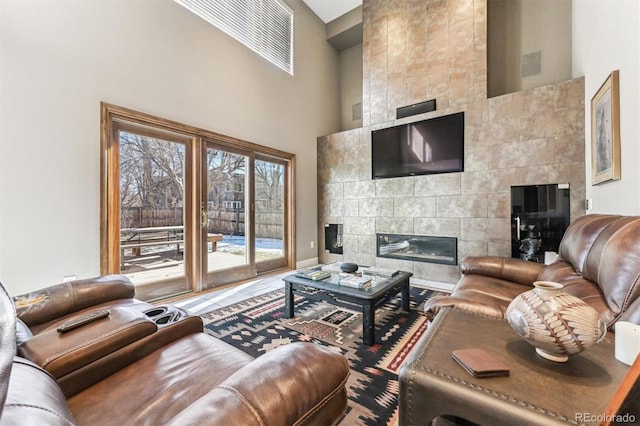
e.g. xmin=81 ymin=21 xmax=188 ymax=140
xmin=168 ymin=267 xmax=453 ymax=316
xmin=170 ymin=272 xmax=287 ymax=315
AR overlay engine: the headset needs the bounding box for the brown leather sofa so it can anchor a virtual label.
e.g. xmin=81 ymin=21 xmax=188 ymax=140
xmin=424 ymin=214 xmax=640 ymax=328
xmin=399 ymin=214 xmax=640 ymax=425
xmin=0 ymin=276 xmax=350 ymax=425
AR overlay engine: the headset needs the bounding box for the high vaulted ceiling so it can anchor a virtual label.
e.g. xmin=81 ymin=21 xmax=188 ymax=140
xmin=301 ymin=0 xmax=362 ymax=23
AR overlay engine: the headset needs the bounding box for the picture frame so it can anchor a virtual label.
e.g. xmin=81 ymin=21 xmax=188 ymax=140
xmin=591 ymin=70 xmax=621 ymax=185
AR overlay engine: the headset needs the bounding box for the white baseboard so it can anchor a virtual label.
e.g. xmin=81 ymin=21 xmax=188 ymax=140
xmin=296 ymin=257 xmax=319 ymax=269
xmin=410 ymin=277 xmax=455 ymax=293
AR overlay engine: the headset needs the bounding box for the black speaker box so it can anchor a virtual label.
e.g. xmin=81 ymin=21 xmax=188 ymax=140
xmin=396 ymin=99 xmax=436 ymax=119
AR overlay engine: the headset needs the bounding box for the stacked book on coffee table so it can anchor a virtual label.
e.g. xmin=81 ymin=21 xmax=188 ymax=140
xmin=338 ymin=274 xmax=372 ymax=289
xmin=361 ymin=266 xmax=399 ymax=277
xmin=296 ymin=269 xmax=331 ymax=281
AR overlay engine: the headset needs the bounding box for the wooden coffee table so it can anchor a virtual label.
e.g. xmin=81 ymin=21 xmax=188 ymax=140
xmin=283 ymin=270 xmax=412 ymax=346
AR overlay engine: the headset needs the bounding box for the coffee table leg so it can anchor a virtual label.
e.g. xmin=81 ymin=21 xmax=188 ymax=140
xmin=363 ymin=301 xmax=375 ymax=346
xmin=284 ymin=282 xmax=294 ymax=318
xmin=401 ymin=280 xmax=410 ymax=312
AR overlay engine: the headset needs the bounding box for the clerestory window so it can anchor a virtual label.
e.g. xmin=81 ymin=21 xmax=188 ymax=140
xmin=174 ymin=0 xmax=294 ymax=75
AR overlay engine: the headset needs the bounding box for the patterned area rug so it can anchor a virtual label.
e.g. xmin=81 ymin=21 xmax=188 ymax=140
xmin=201 ymin=286 xmax=444 ymax=425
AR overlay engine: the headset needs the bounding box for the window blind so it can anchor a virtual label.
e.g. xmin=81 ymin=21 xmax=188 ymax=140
xmin=175 ymin=0 xmax=294 ymax=75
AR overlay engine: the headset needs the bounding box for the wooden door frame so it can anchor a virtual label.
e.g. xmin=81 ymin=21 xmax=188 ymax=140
xmin=100 ymin=102 xmax=296 ymax=293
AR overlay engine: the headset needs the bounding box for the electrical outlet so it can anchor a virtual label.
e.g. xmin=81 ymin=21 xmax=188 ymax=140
xmin=310 ymin=241 xmax=315 ymax=249
xmin=586 ymin=199 xmax=593 ymax=210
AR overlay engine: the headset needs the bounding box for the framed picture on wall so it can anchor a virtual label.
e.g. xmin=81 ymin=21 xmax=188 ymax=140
xmin=590 ymin=70 xmax=621 ymax=185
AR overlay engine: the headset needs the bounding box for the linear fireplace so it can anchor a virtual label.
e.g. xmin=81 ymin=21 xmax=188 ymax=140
xmin=376 ymin=233 xmax=457 ymax=265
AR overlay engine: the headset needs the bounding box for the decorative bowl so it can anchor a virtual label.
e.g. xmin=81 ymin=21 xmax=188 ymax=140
xmin=506 ymin=281 xmax=606 ymax=362
xmin=340 ymin=262 xmax=358 ymax=273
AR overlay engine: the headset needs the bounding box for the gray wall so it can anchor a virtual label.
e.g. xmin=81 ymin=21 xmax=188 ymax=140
xmin=0 ymin=0 xmax=340 ymax=294
xmin=339 ymin=43 xmax=364 ymax=130
xmin=488 ymin=0 xmax=572 ymax=97
xmin=572 ymin=0 xmax=640 ymax=214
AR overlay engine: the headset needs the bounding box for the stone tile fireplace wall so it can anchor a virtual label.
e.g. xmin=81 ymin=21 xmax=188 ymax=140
xmin=317 ymin=0 xmax=585 ymax=285
xmin=317 ymin=77 xmax=585 ymax=284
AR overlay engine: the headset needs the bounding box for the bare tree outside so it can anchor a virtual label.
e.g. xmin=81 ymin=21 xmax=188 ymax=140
xmin=255 ymin=160 xmax=284 ymax=210
xmin=206 ymin=150 xmax=246 ymax=214
xmin=255 ymin=159 xmax=284 ymax=259
xmin=118 ymin=132 xmax=188 ymax=286
xmin=206 ymin=150 xmax=247 ymax=238
xmin=120 ymin=132 xmax=185 ymax=228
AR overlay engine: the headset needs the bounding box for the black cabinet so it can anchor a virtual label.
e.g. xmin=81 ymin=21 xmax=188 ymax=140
xmin=511 ymin=184 xmax=570 ymax=262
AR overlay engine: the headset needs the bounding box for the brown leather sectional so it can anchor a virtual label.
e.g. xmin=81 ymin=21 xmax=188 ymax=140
xmin=0 ymin=276 xmax=350 ymax=425
xmin=424 ymin=214 xmax=640 ymax=328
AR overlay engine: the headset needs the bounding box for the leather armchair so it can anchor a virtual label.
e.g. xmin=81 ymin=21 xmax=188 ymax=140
xmin=1 ymin=277 xmax=350 ymax=425
xmin=13 ymin=274 xmax=138 ymax=334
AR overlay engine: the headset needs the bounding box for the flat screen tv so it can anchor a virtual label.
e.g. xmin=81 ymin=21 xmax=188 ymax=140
xmin=371 ymin=111 xmax=464 ymax=179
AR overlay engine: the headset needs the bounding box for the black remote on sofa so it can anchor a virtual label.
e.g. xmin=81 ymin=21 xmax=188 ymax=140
xmin=57 ymin=310 xmax=110 ymax=333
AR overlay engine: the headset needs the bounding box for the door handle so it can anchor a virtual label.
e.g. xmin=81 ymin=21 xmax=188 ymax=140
xmin=201 ymin=210 xmax=208 ymax=227
xmin=515 ymin=217 xmax=521 ymax=240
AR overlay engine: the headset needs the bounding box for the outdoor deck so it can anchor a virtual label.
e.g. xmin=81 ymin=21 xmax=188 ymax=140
xmin=121 ymin=238 xmax=283 ymax=285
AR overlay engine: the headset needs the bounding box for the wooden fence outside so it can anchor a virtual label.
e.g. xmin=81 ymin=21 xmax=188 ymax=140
xmin=121 ymin=207 xmax=183 ymax=228
xmin=121 ymin=207 xmax=283 ymax=239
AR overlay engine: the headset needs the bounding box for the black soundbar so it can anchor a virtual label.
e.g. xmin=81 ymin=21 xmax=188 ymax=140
xmin=396 ymin=99 xmax=436 ymax=119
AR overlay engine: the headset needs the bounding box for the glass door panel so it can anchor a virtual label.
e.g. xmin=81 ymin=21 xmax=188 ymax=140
xmin=255 ymin=158 xmax=286 ymax=272
xmin=102 ymin=104 xmax=295 ymax=302
xmin=204 ymin=145 xmax=252 ymax=286
xmin=119 ymin=130 xmax=190 ymax=300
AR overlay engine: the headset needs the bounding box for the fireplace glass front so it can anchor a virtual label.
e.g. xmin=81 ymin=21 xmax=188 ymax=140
xmin=377 ymin=233 xmax=457 ymax=265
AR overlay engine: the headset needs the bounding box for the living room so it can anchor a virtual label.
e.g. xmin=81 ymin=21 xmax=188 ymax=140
xmin=1 ymin=0 xmax=639 ymax=424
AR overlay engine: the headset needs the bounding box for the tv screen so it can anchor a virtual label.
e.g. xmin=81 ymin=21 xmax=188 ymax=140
xmin=371 ymin=111 xmax=464 ymax=179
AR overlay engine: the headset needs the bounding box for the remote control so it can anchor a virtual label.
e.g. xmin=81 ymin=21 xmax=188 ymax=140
xmin=57 ymin=310 xmax=110 ymax=333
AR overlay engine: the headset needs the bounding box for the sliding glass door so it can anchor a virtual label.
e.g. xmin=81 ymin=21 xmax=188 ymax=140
xmin=111 ymin=123 xmax=193 ymax=301
xmin=101 ymin=103 xmax=295 ymax=301
xmin=254 ymin=156 xmax=287 ymax=273
xmin=201 ymin=146 xmax=289 ymax=287
xmin=203 ymin=143 xmax=253 ymax=287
